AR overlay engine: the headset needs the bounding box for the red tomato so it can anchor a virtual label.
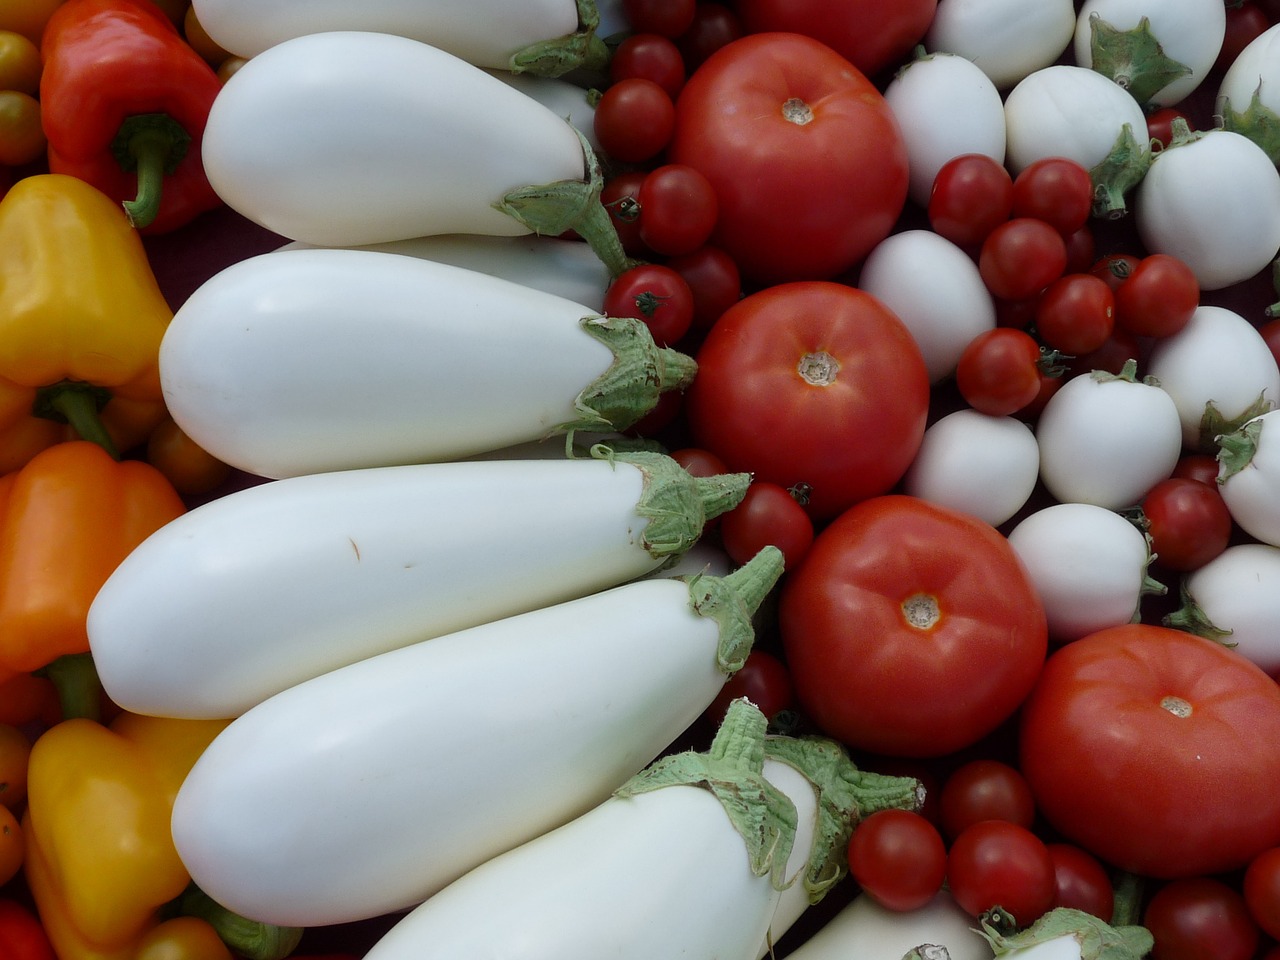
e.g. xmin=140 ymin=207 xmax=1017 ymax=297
xmin=847 ymin=809 xmax=947 ymax=912
xmin=668 ymin=32 xmax=908 ymax=285
xmin=0 ymin=899 xmax=56 ymax=960
xmin=1113 ymin=253 xmax=1199 ymax=339
xmin=706 ymin=649 xmax=794 ymax=727
xmin=1259 ymin=316 xmax=1280 ymax=372
xmin=946 ymin=820 xmax=1057 ymax=927
xmin=601 ymin=263 xmax=695 ymax=347
xmin=1019 ymin=624 xmax=1280 ymax=878
xmin=938 ymin=759 xmax=1036 ymax=840
xmin=1217 ymin=1 xmax=1270 ymax=73
xmin=686 ymin=282 xmax=930 ymax=519
xmin=1141 ymin=477 xmax=1233 ymax=572
xmin=1047 ymin=843 xmax=1114 ymax=922
xmin=718 ymin=480 xmax=815 ymax=571
xmin=1244 ymin=846 xmax=1280 ymax=940
xmin=1011 ymin=156 xmax=1094 ymax=235
xmin=610 ymin=33 xmax=685 ymax=99
xmin=637 ymin=164 xmax=718 ymax=257
xmin=665 ymin=245 xmax=741 ymax=332
xmin=622 ymin=0 xmax=695 ymax=37
xmin=593 ymin=77 xmax=675 ymax=164
xmin=1063 ymin=326 xmax=1142 ymax=379
xmin=978 ymin=218 xmax=1068 ymax=301
xmin=1033 ymin=273 xmax=1116 ymax=356
xmin=779 ymin=495 xmax=1048 ymax=758
xmin=669 ymin=446 xmax=728 ymax=478
xmin=955 ymin=327 xmax=1045 ymax=417
xmin=730 ymin=0 xmax=936 ymax=78
xmin=1144 ymin=877 xmax=1260 ymax=960
xmin=675 ymin=2 xmax=743 ymax=70
xmin=1062 ymin=223 xmax=1097 ymax=275
xmin=1090 ymin=251 xmax=1141 ymax=292
xmin=599 ymin=171 xmax=651 ymax=259
xmin=1171 ymin=453 xmax=1220 ymax=487
xmin=927 ymin=153 xmax=1014 ymax=249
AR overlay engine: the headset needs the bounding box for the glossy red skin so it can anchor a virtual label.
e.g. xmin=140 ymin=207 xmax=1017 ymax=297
xmin=669 ymin=32 xmax=908 ymax=285
xmin=1019 ymin=624 xmax=1280 ymax=879
xmin=1047 ymin=843 xmax=1114 ymax=922
xmin=946 ymin=819 xmax=1057 ymax=926
xmin=938 ymin=758 xmax=1037 ymax=840
xmin=1243 ymin=846 xmax=1280 ymax=940
xmin=1144 ymin=877 xmax=1260 ymax=960
xmin=1141 ymin=477 xmax=1233 ymax=572
xmin=847 ymin=809 xmax=947 ymax=912
xmin=686 ymin=281 xmax=929 ymax=519
xmin=779 ymin=495 xmax=1048 ymax=757
xmin=731 ymin=0 xmax=937 ymax=78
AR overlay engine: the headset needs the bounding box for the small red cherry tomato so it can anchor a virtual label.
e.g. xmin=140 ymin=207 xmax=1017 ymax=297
xmin=1113 ymin=253 xmax=1199 ymax=340
xmin=927 ymin=153 xmax=1014 ymax=249
xmin=706 ymin=649 xmax=793 ymax=727
xmin=593 ymin=77 xmax=675 ymax=164
xmin=637 ymin=164 xmax=718 ymax=257
xmin=978 ymin=218 xmax=1068 ymax=301
xmin=955 ymin=327 xmax=1046 ymax=417
xmin=1034 ymin=272 xmax=1116 ymax=355
xmin=602 ymin=263 xmax=695 ymax=347
xmin=946 ymin=819 xmax=1057 ymax=927
xmin=1141 ymin=477 xmax=1233 ymax=572
xmin=1047 ymin=842 xmax=1114 ymax=922
xmin=938 ymin=759 xmax=1036 ymax=840
xmin=1011 ymin=156 xmax=1094 ymax=235
xmin=1144 ymin=877 xmax=1260 ymax=960
xmin=718 ymin=480 xmax=814 ymax=570
xmin=665 ymin=245 xmax=741 ymax=332
xmin=847 ymin=809 xmax=948 ymax=913
xmin=1244 ymin=846 xmax=1280 ymax=941
xmin=610 ymin=33 xmax=686 ymax=99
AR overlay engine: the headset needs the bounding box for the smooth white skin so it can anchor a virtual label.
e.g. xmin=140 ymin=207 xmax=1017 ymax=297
xmin=925 ymin=0 xmax=1076 ymax=90
xmin=1003 ymin=64 xmax=1152 ymax=175
xmin=201 ymin=31 xmax=587 ymax=246
xmin=903 ymin=409 xmax=1040 ymax=528
xmin=1002 ymin=936 xmax=1085 ymax=960
xmin=883 ymin=52 xmax=1007 ymax=207
xmin=1180 ymin=543 xmax=1280 ymax=674
xmin=1073 ymin=0 xmax=1226 ymax=108
xmin=1136 ymin=129 xmax=1280 ymax=290
xmin=1217 ymin=411 xmax=1280 ymax=547
xmin=856 ymin=230 xmax=996 ymax=383
xmin=1146 ymin=305 xmax=1280 ymax=451
xmin=780 ymin=890 xmax=994 ymax=960
xmin=170 ymin=576 xmax=732 ymax=926
xmin=757 ymin=758 xmax=821 ymax=953
xmin=358 ymin=772 xmax=814 ymax=960
xmin=282 ymin=232 xmax=612 ymax=310
xmin=1035 ymin=370 xmax=1183 ymax=510
xmin=160 ymin=249 xmax=622 ymax=478
xmin=1217 ymin=24 xmax=1280 ymax=121
xmin=1006 ymin=502 xmax=1156 ymax=644
xmin=484 ymin=68 xmax=603 ymax=154
xmin=87 ymin=457 xmax=678 ymax=718
xmin=190 ymin=0 xmax=579 ymax=63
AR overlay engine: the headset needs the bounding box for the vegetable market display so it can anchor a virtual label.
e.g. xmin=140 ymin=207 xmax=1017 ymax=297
xmin=7 ymin=1 xmax=1280 ymax=959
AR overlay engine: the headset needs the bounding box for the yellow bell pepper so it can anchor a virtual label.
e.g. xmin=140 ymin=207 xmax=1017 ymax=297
xmin=0 ymin=173 xmax=173 ymax=470
xmin=21 ymin=711 xmax=230 ymax=960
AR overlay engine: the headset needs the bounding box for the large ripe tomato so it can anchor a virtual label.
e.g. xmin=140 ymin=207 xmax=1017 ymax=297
xmin=668 ymin=32 xmax=908 ymax=285
xmin=1019 ymin=624 xmax=1280 ymax=879
xmin=685 ymin=282 xmax=929 ymax=520
xmin=731 ymin=0 xmax=938 ymax=79
xmin=778 ymin=495 xmax=1048 ymax=757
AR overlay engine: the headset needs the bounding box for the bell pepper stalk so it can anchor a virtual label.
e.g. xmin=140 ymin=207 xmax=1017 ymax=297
xmin=39 ymin=0 xmax=223 ymax=233
xmin=177 ymin=886 xmax=303 ymax=960
xmin=0 ymin=441 xmax=186 ymax=692
xmin=0 ymin=174 xmax=174 ymax=470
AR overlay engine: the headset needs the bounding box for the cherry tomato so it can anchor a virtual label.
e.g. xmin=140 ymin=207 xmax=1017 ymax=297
xmin=1047 ymin=842 xmax=1114 ymax=922
xmin=1011 ymin=156 xmax=1094 ymax=235
xmin=686 ymin=282 xmax=930 ymax=520
xmin=955 ymin=327 xmax=1046 ymax=417
xmin=593 ymin=77 xmax=675 ymax=165
xmin=1013 ymin=364 xmax=1067 ymax=424
xmin=994 ymin=295 xmax=1038 ymax=330
xmin=1171 ymin=453 xmax=1221 ymax=487
xmin=1144 ymin=877 xmax=1260 ymax=960
xmin=0 ymin=29 xmax=41 ymax=94
xmin=946 ymin=819 xmax=1057 ymax=927
xmin=675 ymin=2 xmax=743 ymax=70
xmin=706 ymin=649 xmax=794 ymax=727
xmin=1147 ymin=107 xmax=1191 ymax=150
xmin=938 ymin=759 xmax=1036 ymax=840
xmin=1140 ymin=477 xmax=1233 ymax=572
xmin=847 ymin=809 xmax=947 ymax=912
xmin=1260 ymin=316 xmax=1280 ymax=373
xmin=1217 ymin=1 xmax=1270 ymax=73
xmin=147 ymin=417 xmax=234 ymax=497
xmin=927 ymin=153 xmax=1014 ymax=249
xmin=623 ymin=0 xmax=696 ymax=38
xmin=1033 ymin=273 xmax=1115 ymax=355
xmin=601 ymin=263 xmax=695 ymax=348
xmin=1090 ymin=252 xmax=1141 ymax=292
xmin=718 ymin=480 xmax=814 ymax=570
xmin=610 ymin=33 xmax=685 ymax=99
xmin=0 ymin=899 xmax=55 ymax=960
xmin=978 ymin=218 xmax=1068 ymax=301
xmin=669 ymin=446 xmax=728 ymax=478
xmin=779 ymin=495 xmax=1048 ymax=758
xmin=1019 ymin=624 xmax=1280 ymax=878
xmin=731 ymin=0 xmax=937 ymax=78
xmin=669 ymin=32 xmax=908 ymax=285
xmin=599 ymin=171 xmax=651 ymax=260
xmin=1063 ymin=326 xmax=1142 ymax=379
xmin=0 ymin=672 xmax=59 ymax=728
xmin=1062 ymin=223 xmax=1097 ymax=275
xmin=665 ymin=245 xmax=741 ymax=332
xmin=1113 ymin=253 xmax=1199 ymax=340
xmin=1244 ymin=846 xmax=1280 ymax=940
xmin=135 ymin=917 xmax=234 ymax=960
xmin=0 ymin=89 xmax=43 ymax=167
xmin=637 ymin=164 xmax=718 ymax=257
xmin=0 ymin=804 xmax=21 ymax=886
xmin=0 ymin=723 xmax=30 ymax=810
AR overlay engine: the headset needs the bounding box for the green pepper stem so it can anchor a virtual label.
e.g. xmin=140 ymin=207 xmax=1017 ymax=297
xmin=33 ymin=381 xmax=120 ymax=460
xmin=179 ymin=885 xmax=303 ymax=960
xmin=39 ymin=653 xmax=103 ymax=723
xmin=111 ymin=113 xmax=192 ymax=230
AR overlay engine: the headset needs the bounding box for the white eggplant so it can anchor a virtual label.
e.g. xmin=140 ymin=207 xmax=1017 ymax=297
xmin=355 ymin=701 xmax=919 ymax=960
xmin=170 ymin=550 xmax=786 ymax=926
xmin=189 ymin=0 xmax=608 ymax=75
xmin=882 ymin=51 xmax=1007 ymax=208
xmin=1135 ymin=126 xmax=1280 ymax=291
xmin=87 ymin=448 xmax=750 ymax=718
xmin=925 ymin=0 xmax=1076 ymax=90
xmin=1002 ymin=64 xmax=1152 ymax=218
xmin=159 ymin=248 xmax=689 ymax=478
xmin=280 ymin=234 xmax=611 ymax=310
xmin=856 ymin=229 xmax=996 ymax=384
xmin=1216 ymin=411 xmax=1280 ymax=547
xmin=1217 ymin=24 xmax=1280 ymax=164
xmin=779 ymin=890 xmax=994 ymax=960
xmin=200 ymin=31 xmax=626 ymax=272
xmin=1073 ymin=0 xmax=1225 ymax=109
xmin=485 ymin=68 xmax=602 ymax=153
xmin=1145 ymin=304 xmax=1280 ymax=452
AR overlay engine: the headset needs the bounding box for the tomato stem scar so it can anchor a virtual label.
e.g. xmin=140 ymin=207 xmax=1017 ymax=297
xmin=1160 ymin=695 xmax=1192 ymax=718
xmin=901 ymin=593 xmax=940 ymax=630
xmin=781 ymin=97 xmax=813 ymax=125
xmin=797 ymin=350 xmax=839 ymax=385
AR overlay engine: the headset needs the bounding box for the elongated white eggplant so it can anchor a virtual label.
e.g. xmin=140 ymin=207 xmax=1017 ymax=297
xmin=352 ymin=701 xmax=919 ymax=960
xmin=159 ymin=248 xmax=692 ymax=478
xmin=170 ymin=550 xmax=786 ymax=926
xmin=190 ymin=0 xmax=608 ymax=75
xmin=88 ymin=447 xmax=749 ymax=718
xmin=200 ymin=31 xmax=628 ymax=272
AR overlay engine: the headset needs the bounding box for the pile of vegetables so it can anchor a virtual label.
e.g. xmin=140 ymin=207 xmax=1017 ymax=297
xmin=5 ymin=0 xmax=1280 ymax=958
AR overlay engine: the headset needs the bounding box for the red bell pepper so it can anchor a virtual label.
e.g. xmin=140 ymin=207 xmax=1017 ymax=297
xmin=39 ymin=0 xmax=224 ymax=234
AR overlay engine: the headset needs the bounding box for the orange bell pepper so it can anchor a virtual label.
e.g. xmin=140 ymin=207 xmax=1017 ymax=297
xmin=0 ymin=440 xmax=185 ymax=684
